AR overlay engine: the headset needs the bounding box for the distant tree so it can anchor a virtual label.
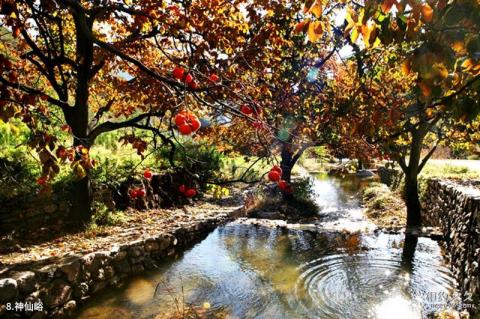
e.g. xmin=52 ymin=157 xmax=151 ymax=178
xmin=298 ymin=0 xmax=480 ymax=227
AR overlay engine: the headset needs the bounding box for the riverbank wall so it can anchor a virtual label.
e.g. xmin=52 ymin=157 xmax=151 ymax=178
xmin=423 ymin=179 xmax=480 ymax=311
xmin=0 ymin=211 xmax=238 ymax=318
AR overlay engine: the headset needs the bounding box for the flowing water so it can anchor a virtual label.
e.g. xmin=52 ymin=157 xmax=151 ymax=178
xmin=75 ymin=175 xmax=460 ymax=319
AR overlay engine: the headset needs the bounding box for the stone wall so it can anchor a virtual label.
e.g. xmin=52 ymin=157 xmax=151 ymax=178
xmin=377 ymin=166 xmax=403 ymax=189
xmin=0 ymin=195 xmax=70 ymax=239
xmin=0 ymin=214 xmax=229 ymax=318
xmin=423 ymin=179 xmax=480 ymax=309
xmin=0 ymin=172 xmax=196 ymax=238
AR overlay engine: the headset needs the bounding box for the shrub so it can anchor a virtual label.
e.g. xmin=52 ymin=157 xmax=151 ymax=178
xmin=90 ymin=156 xmax=138 ymax=191
xmin=156 ymin=141 xmax=225 ymax=187
xmin=0 ymin=150 xmax=40 ymax=202
xmin=292 ymin=176 xmax=315 ymax=201
xmin=91 ymin=203 xmax=128 ymax=226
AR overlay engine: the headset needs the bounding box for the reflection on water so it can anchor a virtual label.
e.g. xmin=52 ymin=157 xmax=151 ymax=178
xmin=75 ymin=175 xmax=458 ymax=319
xmin=311 ymin=174 xmax=378 ymax=232
xmin=75 ymin=225 xmax=457 ymax=319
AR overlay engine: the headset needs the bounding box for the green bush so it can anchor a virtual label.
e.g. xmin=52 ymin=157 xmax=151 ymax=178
xmin=91 ymin=203 xmax=128 ymax=226
xmin=90 ymin=156 xmax=138 ymax=191
xmin=221 ymin=156 xmax=270 ymax=182
xmin=0 ymin=150 xmax=40 ymax=202
xmin=156 ymin=141 xmax=225 ymax=186
xmin=292 ymin=177 xmax=315 ymax=201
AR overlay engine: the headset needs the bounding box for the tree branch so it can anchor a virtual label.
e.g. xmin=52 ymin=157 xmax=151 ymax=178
xmin=88 ymin=111 xmax=164 ymax=143
xmin=418 ymin=139 xmax=440 ymax=173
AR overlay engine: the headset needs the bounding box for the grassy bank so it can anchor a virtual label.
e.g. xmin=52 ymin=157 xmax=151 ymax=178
xmin=361 ymin=182 xmax=406 ymax=228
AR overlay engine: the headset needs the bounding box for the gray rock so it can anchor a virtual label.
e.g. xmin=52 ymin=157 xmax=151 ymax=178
xmin=144 ymin=240 xmax=159 ymax=252
xmin=104 ymin=266 xmax=115 ymax=279
xmin=112 ymin=250 xmax=127 ymax=261
xmin=82 ymin=252 xmax=109 ymax=273
xmin=91 ymin=281 xmax=107 ymax=293
xmin=130 ymin=263 xmax=144 ymax=274
xmin=63 ymin=300 xmax=76 ymax=317
xmin=128 ymin=246 xmax=144 ymax=257
xmin=114 ymin=259 xmax=131 ymax=274
xmin=31 ymin=311 xmax=47 ymax=319
xmin=44 ymin=279 xmax=72 ymax=309
xmin=0 ymin=304 xmax=6 ymax=317
xmin=59 ymin=260 xmax=81 ymax=283
xmin=14 ymin=271 xmax=37 ymax=294
xmin=0 ymin=278 xmax=18 ymax=303
xmin=73 ymin=282 xmax=89 ymax=299
xmin=255 ymin=211 xmax=283 ymax=220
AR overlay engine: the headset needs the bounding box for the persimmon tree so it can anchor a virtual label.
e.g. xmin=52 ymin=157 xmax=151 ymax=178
xmin=198 ymin=1 xmax=350 ymax=191
xmin=0 ymin=0 xmax=305 ymax=224
xmin=299 ymin=0 xmax=480 ymax=227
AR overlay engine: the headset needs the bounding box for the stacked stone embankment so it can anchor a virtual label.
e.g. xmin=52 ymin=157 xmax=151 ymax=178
xmin=0 ymin=214 xmax=231 ymax=318
xmin=423 ymin=179 xmax=480 ymax=311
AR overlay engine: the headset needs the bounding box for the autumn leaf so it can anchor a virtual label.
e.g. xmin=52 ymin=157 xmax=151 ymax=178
xmin=401 ymin=59 xmax=411 ymax=75
xmin=361 ymin=22 xmax=378 ymax=48
xmin=308 ymin=21 xmax=323 ymax=42
xmin=293 ymin=20 xmax=309 ymax=34
xmin=351 ymin=27 xmax=359 ymax=43
xmin=303 ymin=0 xmax=315 ymax=13
xmin=462 ymin=59 xmax=474 ymax=70
xmin=432 ymin=63 xmax=449 ymax=80
xmin=309 ymin=0 xmax=323 ymax=18
xmin=418 ymin=81 xmax=432 ymax=97
xmin=381 ymin=0 xmax=395 ymax=14
xmin=451 ymin=41 xmax=465 ymax=54
xmin=421 ymin=3 xmax=434 ymax=23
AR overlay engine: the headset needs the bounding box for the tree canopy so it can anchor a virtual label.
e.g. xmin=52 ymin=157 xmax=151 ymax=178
xmin=1 ymin=0 xmax=480 ymax=227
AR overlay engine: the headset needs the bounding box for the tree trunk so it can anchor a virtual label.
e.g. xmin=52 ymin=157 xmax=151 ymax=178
xmin=70 ymin=172 xmax=92 ymax=227
xmin=399 ymin=122 xmax=429 ymax=229
xmin=404 ymin=172 xmax=421 ymax=227
xmin=280 ymin=143 xmax=294 ymax=183
xmin=357 ymin=159 xmax=364 ymax=171
xmin=66 ymin=11 xmax=95 ymax=227
xmin=401 ymin=233 xmax=418 ymax=272
xmin=279 ymin=142 xmax=309 ymax=200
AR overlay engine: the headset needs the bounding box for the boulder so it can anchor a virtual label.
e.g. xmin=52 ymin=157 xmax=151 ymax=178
xmin=44 ymin=279 xmax=72 ymax=309
xmin=0 ymin=278 xmax=18 ymax=303
xmin=14 ymin=271 xmax=37 ymax=294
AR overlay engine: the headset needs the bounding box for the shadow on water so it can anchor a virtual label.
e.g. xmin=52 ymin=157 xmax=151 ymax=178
xmin=75 ymin=175 xmax=459 ymax=319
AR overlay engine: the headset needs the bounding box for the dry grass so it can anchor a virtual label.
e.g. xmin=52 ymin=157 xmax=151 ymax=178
xmin=362 ymin=183 xmax=406 ymax=228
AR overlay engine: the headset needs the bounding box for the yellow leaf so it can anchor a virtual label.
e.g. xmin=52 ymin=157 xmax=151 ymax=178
xmin=451 ymin=41 xmax=465 ymax=54
xmin=350 ymin=27 xmax=359 ymax=43
xmin=310 ymin=0 xmax=323 ymax=18
xmin=401 ymin=59 xmax=411 ymax=75
xmin=72 ymin=162 xmax=87 ymax=180
xmin=345 ymin=6 xmax=357 ymax=24
xmin=462 ymin=59 xmax=474 ymax=70
xmin=222 ymin=188 xmax=230 ymax=196
xmin=361 ymin=22 xmax=377 ymax=48
xmin=308 ymin=21 xmax=323 ymax=42
xmin=433 ymin=63 xmax=448 ymax=79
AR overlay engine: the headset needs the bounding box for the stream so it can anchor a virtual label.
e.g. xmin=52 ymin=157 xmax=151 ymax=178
xmin=75 ymin=174 xmax=460 ymax=319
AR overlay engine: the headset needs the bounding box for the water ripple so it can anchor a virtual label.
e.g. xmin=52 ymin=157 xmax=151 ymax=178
xmin=292 ymin=253 xmax=457 ymax=319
